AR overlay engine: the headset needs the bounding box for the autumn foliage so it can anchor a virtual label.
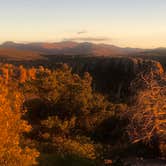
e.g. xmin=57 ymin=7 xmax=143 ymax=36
xmin=0 ymin=78 xmax=39 ymax=166
xmin=0 ymin=62 xmax=166 ymax=165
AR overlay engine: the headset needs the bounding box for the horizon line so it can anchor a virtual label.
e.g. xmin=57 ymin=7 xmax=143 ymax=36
xmin=0 ymin=40 xmax=164 ymax=50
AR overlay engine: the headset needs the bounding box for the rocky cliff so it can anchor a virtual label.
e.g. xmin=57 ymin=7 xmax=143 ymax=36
xmin=68 ymin=57 xmax=164 ymax=101
xmin=3 ymin=55 xmax=164 ymax=102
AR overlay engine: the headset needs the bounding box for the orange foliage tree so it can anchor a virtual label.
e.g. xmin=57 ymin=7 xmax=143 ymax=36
xmin=0 ymin=79 xmax=39 ymax=166
xmin=19 ymin=65 xmax=27 ymax=83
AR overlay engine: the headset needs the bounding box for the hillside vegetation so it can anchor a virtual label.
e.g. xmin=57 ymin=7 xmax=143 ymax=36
xmin=0 ymin=58 xmax=166 ymax=165
xmin=0 ymin=48 xmax=44 ymax=61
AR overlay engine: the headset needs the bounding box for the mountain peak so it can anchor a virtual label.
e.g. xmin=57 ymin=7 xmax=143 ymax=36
xmin=2 ymin=41 xmax=17 ymax=46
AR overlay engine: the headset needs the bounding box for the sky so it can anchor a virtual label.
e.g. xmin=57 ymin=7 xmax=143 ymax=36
xmin=0 ymin=0 xmax=166 ymax=48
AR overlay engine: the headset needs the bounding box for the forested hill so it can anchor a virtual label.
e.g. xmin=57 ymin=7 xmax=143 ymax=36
xmin=0 ymin=41 xmax=143 ymax=60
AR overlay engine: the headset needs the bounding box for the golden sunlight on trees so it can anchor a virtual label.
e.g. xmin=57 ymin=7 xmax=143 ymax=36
xmin=52 ymin=136 xmax=98 ymax=160
xmin=127 ymin=71 xmax=166 ymax=149
xmin=27 ymin=67 xmax=36 ymax=80
xmin=23 ymin=64 xmax=116 ymax=162
xmin=1 ymin=61 xmax=165 ymax=165
xmin=0 ymin=80 xmax=39 ymax=166
xmin=1 ymin=66 xmax=9 ymax=84
xmin=19 ymin=65 xmax=27 ymax=83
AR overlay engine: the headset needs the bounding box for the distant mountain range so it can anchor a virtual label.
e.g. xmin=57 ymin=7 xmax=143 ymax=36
xmin=0 ymin=41 xmax=165 ymax=61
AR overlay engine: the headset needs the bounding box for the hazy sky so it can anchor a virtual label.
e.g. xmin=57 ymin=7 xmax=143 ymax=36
xmin=1 ymin=0 xmax=166 ymax=48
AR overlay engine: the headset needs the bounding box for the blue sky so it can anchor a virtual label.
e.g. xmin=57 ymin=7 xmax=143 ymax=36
xmin=0 ymin=0 xmax=166 ymax=48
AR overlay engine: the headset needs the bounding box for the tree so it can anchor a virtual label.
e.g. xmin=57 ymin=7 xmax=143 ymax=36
xmin=127 ymin=71 xmax=166 ymax=145
xmin=27 ymin=67 xmax=36 ymax=80
xmin=24 ymin=64 xmax=115 ymax=161
xmin=1 ymin=67 xmax=9 ymax=84
xmin=0 ymin=79 xmax=39 ymax=166
xmin=19 ymin=65 xmax=27 ymax=83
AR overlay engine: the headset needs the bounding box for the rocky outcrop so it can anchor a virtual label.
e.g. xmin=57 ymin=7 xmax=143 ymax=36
xmin=2 ymin=55 xmax=164 ymax=101
xmin=69 ymin=57 xmax=164 ymax=101
xmin=97 ymin=57 xmax=164 ymax=76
